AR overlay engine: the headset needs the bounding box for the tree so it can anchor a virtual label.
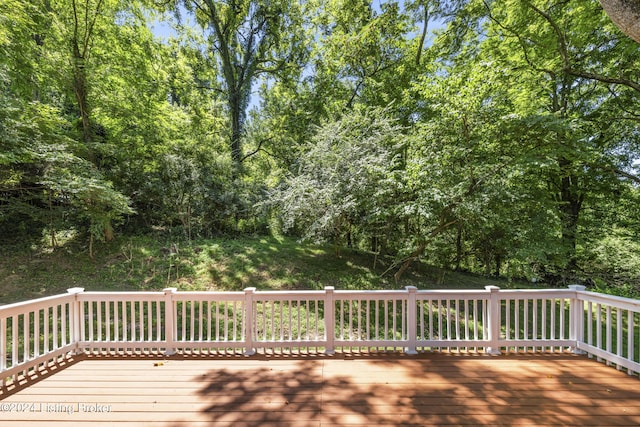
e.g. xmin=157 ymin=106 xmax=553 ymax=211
xmin=1 ymin=0 xmax=137 ymax=251
xmin=0 ymin=78 xmax=133 ymax=253
xmin=310 ymin=0 xmax=410 ymax=112
xmin=365 ymin=0 xmax=640 ymax=283
xmin=86 ymin=6 xmax=240 ymax=236
xmin=172 ymin=0 xmax=305 ymax=174
xmin=391 ymin=56 xmax=528 ymax=280
xmin=271 ymin=106 xmax=402 ymax=252
xmin=69 ymin=0 xmax=106 ymax=146
xmin=44 ymin=0 xmax=122 ymax=154
xmin=467 ymin=0 xmax=640 ymax=280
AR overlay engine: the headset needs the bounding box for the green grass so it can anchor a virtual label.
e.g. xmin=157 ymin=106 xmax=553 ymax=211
xmin=1 ymin=233 xmax=638 ymax=366
xmin=0 ymin=233 xmax=524 ymax=304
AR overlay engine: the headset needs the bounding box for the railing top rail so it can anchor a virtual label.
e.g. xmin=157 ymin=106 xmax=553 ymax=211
xmin=579 ymin=290 xmax=640 ymax=311
xmin=171 ymin=293 xmax=246 ymax=302
xmin=0 ymin=287 xmax=588 ymax=309
xmin=491 ymin=289 xmax=576 ymax=299
xmin=414 ymin=289 xmax=491 ymax=301
xmin=0 ymin=292 xmax=75 ymax=317
xmin=332 ymin=290 xmax=409 ymax=300
xmin=249 ymin=290 xmax=326 ymax=302
xmin=416 ymin=289 xmax=489 ymax=294
xmin=78 ymin=291 xmax=165 ymax=303
xmin=80 ymin=291 xmax=165 ymax=295
xmin=79 ymin=291 xmax=165 ymax=297
xmin=170 ymin=290 xmax=245 ymax=295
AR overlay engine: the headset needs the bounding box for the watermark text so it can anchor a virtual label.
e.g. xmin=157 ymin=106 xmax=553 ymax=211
xmin=1 ymin=402 xmax=112 ymax=415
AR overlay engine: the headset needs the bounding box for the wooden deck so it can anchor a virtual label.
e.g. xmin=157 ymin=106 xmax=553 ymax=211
xmin=1 ymin=353 xmax=640 ymax=426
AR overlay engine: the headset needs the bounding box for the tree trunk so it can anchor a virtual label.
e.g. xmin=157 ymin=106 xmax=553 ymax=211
xmin=70 ymin=0 xmax=104 ymax=152
xmin=72 ymin=54 xmax=92 ymax=145
xmin=389 ymin=219 xmax=458 ymax=283
xmin=228 ymin=92 xmax=254 ymax=181
xmin=415 ymin=4 xmax=429 ymax=65
xmin=558 ymin=158 xmax=583 ymax=274
xmin=600 ymin=0 xmax=640 ymax=43
xmin=494 ymin=254 xmax=502 ymax=278
xmin=484 ymin=250 xmax=492 ymax=276
xmin=229 ymin=89 xmax=244 ymax=175
xmin=454 ymin=224 xmax=463 ymax=271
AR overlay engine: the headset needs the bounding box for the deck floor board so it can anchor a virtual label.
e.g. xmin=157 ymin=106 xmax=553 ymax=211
xmin=1 ymin=353 xmax=639 ymax=426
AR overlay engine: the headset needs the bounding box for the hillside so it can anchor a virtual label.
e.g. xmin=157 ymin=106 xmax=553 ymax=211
xmin=0 ymin=235 xmax=515 ymax=304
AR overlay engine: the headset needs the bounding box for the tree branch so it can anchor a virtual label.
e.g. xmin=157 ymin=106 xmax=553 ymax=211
xmin=196 ymin=84 xmax=224 ymax=91
xmin=240 ymin=136 xmax=273 ymax=162
xmin=525 ymin=1 xmax=569 ymax=70
xmin=525 ymin=1 xmax=640 ymax=94
xmin=614 ymin=168 xmax=640 ymax=185
xmin=83 ymin=0 xmax=105 ymax=59
xmin=72 ymin=0 xmax=80 ymax=54
xmin=482 ymin=0 xmax=556 ymax=77
xmin=566 ymin=68 xmax=640 ymax=93
xmin=416 ymin=4 xmax=429 ymax=65
xmin=381 ymin=219 xmax=458 ymax=282
xmin=605 ymin=86 xmax=640 ymax=119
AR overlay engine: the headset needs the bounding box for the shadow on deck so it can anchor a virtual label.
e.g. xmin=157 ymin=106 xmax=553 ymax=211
xmin=1 ymin=353 xmax=639 ymax=426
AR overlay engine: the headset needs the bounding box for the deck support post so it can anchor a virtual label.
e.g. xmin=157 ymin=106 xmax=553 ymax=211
xmin=569 ymin=285 xmax=587 ymax=355
xmin=163 ymin=288 xmax=177 ymax=356
xmin=67 ymin=287 xmax=85 ymax=355
xmin=485 ymin=286 xmax=502 ymax=355
xmin=325 ymin=287 xmax=335 ymax=355
xmin=244 ymin=288 xmax=256 ymax=356
xmin=405 ymin=286 xmax=418 ymax=355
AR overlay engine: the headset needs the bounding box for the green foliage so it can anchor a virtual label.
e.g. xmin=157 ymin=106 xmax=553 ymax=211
xmin=0 ymin=234 xmax=512 ymax=304
xmin=582 ymin=232 xmax=640 ymax=289
xmin=308 ymin=0 xmax=412 ymax=112
xmin=0 ymin=0 xmax=639 ymax=295
xmin=412 ymin=0 xmax=640 ymax=285
xmin=0 ymin=0 xmax=135 ymax=249
xmin=271 ymin=106 xmax=403 ymax=246
xmin=174 ymin=0 xmax=307 ymax=167
xmin=0 ymin=91 xmax=133 ymax=247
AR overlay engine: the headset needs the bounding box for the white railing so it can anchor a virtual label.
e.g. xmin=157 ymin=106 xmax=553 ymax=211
xmin=0 ymin=288 xmax=82 ymax=386
xmin=2 ymin=285 xmax=640 ymax=385
xmin=577 ymin=290 xmax=640 ymax=374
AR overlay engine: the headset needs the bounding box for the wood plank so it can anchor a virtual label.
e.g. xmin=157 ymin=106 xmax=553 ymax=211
xmin=2 ymin=354 xmax=640 ymax=426
xmin=4 ymin=400 xmax=639 ymax=416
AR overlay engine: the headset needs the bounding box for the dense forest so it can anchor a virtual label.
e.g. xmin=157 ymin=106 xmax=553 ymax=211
xmin=1 ymin=0 xmax=639 ymax=291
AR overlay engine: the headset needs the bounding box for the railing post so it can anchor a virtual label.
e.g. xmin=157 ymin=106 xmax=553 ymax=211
xmin=568 ymin=284 xmax=587 ymax=354
xmin=244 ymin=287 xmax=256 ymax=356
xmin=485 ymin=286 xmax=502 ymax=355
xmin=405 ymin=286 xmax=418 ymax=355
xmin=163 ymin=288 xmax=177 ymax=356
xmin=67 ymin=287 xmax=84 ymax=354
xmin=324 ymin=287 xmax=335 ymax=355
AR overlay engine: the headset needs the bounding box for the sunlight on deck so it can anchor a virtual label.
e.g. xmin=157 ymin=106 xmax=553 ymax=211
xmin=1 ymin=353 xmax=640 ymax=426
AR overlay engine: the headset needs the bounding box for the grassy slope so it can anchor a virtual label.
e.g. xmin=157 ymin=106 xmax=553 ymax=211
xmin=0 ymin=234 xmax=520 ymax=304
